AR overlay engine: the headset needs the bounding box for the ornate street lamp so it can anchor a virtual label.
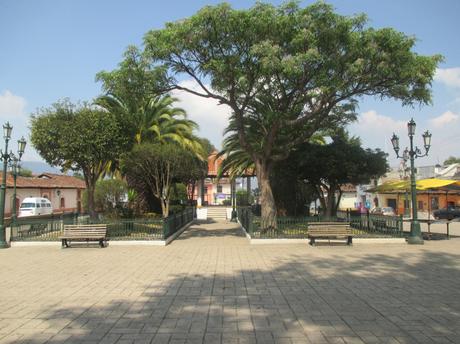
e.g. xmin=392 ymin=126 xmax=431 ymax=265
xmin=0 ymin=122 xmax=26 ymax=248
xmin=390 ymin=118 xmax=431 ymax=244
xmin=398 ymin=148 xmax=410 ymax=217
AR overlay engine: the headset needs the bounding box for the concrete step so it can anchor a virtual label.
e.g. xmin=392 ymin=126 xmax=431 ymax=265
xmin=206 ymin=207 xmax=228 ymax=220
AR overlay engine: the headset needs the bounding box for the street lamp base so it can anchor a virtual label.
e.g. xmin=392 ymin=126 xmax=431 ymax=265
xmin=407 ymin=220 xmax=424 ymax=245
xmin=231 ymin=209 xmax=237 ymax=222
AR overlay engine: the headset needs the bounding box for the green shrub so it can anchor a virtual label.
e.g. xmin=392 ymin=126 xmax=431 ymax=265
xmin=236 ymin=190 xmax=254 ymax=206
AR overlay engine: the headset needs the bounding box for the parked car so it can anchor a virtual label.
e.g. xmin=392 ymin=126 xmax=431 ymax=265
xmin=433 ymin=206 xmax=460 ymax=220
xmin=19 ymin=197 xmax=53 ymax=217
xmin=370 ymin=207 xmax=395 ymax=216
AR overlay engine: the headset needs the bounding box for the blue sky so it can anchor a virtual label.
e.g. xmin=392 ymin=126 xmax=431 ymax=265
xmin=1 ymin=0 xmax=460 ymax=168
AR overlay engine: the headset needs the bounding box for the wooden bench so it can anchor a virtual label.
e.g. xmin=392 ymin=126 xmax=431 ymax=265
xmin=60 ymin=224 xmax=108 ymax=248
xmin=307 ymin=222 xmax=353 ymax=246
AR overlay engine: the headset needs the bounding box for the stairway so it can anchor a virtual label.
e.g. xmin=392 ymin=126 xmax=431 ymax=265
xmin=206 ymin=207 xmax=228 ymax=221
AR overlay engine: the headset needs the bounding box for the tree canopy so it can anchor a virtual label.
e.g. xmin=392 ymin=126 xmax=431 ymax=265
xmin=30 ymin=100 xmax=128 ymax=217
xmin=120 ymin=143 xmax=206 ymax=217
xmin=443 ymin=156 xmax=460 ymax=165
xmin=290 ymin=134 xmax=388 ymax=216
xmin=142 ymin=1 xmax=441 ymax=227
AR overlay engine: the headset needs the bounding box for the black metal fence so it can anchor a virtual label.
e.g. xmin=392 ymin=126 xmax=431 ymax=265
xmin=163 ymin=207 xmax=195 ymax=239
xmin=237 ymin=207 xmax=404 ymax=239
xmin=10 ymin=208 xmax=196 ymax=242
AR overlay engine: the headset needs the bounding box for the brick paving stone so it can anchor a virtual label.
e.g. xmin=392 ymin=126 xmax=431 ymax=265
xmin=1 ymin=221 xmax=460 ymax=343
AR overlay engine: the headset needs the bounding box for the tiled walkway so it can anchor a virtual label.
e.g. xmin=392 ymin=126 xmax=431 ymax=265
xmin=1 ymin=220 xmax=460 ymax=343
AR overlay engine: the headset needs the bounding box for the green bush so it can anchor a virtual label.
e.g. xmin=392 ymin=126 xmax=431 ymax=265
xmin=236 ymin=190 xmax=254 ymax=206
xmin=169 ymin=204 xmax=186 ymax=214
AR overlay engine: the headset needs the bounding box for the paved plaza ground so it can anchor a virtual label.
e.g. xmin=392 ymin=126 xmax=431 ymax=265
xmin=1 ymin=221 xmax=460 ymax=344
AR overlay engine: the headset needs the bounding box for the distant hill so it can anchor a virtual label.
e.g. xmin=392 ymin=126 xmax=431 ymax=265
xmin=20 ymin=161 xmax=61 ymax=175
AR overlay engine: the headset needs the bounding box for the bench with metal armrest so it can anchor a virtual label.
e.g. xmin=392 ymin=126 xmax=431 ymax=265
xmin=307 ymin=222 xmax=353 ymax=246
xmin=60 ymin=224 xmax=108 ymax=248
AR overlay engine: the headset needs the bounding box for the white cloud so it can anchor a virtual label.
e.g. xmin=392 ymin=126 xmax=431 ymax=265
xmin=349 ymin=110 xmax=408 ymax=165
xmin=434 ymin=67 xmax=460 ymax=88
xmin=171 ymin=80 xmax=231 ymax=149
xmin=0 ymin=90 xmax=43 ymax=162
xmin=429 ymin=111 xmax=459 ymax=128
xmin=349 ymin=109 xmax=460 ymax=167
xmin=0 ymin=90 xmax=27 ymax=119
xmin=355 ymin=110 xmax=406 ymax=132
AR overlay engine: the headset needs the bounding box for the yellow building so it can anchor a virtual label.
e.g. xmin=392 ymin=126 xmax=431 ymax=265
xmin=368 ymin=179 xmax=460 ymax=216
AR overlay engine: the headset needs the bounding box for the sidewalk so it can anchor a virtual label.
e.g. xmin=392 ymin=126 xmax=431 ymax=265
xmin=0 ymin=220 xmax=459 ymax=343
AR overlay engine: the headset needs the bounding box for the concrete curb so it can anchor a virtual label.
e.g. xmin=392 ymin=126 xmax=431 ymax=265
xmin=237 ymin=220 xmax=252 ymax=241
xmin=353 ymin=238 xmax=406 ymax=244
xmin=10 ymin=220 xmax=194 ymax=247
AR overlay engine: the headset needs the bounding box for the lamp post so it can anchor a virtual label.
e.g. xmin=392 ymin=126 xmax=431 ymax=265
xmin=398 ymin=148 xmax=410 ymax=217
xmin=391 ymin=118 xmax=432 ymax=245
xmin=9 ymin=156 xmax=23 ymax=223
xmin=0 ymin=122 xmax=26 ymax=248
xmin=231 ymin=178 xmax=237 ymax=222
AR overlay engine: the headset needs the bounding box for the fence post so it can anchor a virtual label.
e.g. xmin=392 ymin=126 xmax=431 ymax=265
xmin=366 ymin=211 xmax=370 ymax=232
xmin=163 ymin=217 xmax=169 ymax=240
xmin=399 ymin=214 xmax=403 ymax=236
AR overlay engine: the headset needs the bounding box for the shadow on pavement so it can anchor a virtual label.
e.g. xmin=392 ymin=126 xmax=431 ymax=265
xmin=11 ymin=249 xmax=460 ymax=343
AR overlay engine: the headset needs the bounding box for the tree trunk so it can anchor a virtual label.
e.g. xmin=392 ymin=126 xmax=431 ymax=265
xmin=255 ymin=160 xmax=277 ymax=229
xmin=161 ymin=198 xmax=169 ymax=218
xmin=325 ymin=185 xmax=337 ymax=218
xmin=86 ymin=182 xmax=97 ymax=220
xmin=335 ymin=189 xmax=343 ymax=215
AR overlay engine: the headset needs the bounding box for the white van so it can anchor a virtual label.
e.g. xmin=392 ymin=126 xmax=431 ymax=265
xmin=19 ymin=197 xmax=53 ymax=217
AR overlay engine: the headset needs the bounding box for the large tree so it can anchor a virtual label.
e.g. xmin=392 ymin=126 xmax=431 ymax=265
xmin=143 ymin=1 xmax=441 ymax=228
xmin=30 ymin=100 xmax=128 ymax=218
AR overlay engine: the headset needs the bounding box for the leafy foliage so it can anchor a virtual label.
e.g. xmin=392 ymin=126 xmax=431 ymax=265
xmin=143 ymin=1 xmax=441 ymax=227
xmin=120 ymin=143 xmax=206 ymax=217
xmin=290 ymin=134 xmax=388 ymax=216
xmin=443 ymin=156 xmax=460 ymax=165
xmin=30 ymin=100 xmax=128 ymax=217
xmin=81 ymin=179 xmax=128 ymax=216
xmin=96 ymin=46 xmax=166 ymax=109
xmin=17 ymin=168 xmax=33 ymax=177
xmin=236 ymin=190 xmax=254 ymax=206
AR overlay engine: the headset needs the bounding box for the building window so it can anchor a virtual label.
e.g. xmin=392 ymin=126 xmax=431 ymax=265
xmin=404 ymin=200 xmax=410 ymax=210
xmin=60 ymin=197 xmax=65 ymax=209
xmin=217 ymin=185 xmax=223 ymax=193
xmin=43 ymin=194 xmax=49 ymax=199
xmin=418 ymin=200 xmax=424 ymax=210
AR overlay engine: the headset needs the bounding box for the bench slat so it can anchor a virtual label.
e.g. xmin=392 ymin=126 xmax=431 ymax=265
xmin=307 ymin=222 xmax=353 ymax=246
xmin=61 ymin=224 xmax=108 ymax=248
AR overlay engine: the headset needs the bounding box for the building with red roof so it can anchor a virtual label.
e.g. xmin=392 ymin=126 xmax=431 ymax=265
xmin=1 ymin=172 xmax=86 ymax=217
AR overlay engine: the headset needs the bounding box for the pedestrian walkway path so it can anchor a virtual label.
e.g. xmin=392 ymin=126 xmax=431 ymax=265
xmin=0 ymin=220 xmax=460 ymax=343
xmin=174 ymin=220 xmax=247 ymax=246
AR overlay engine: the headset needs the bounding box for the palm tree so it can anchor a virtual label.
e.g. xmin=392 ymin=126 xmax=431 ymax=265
xmin=96 ymin=93 xmax=200 ymax=149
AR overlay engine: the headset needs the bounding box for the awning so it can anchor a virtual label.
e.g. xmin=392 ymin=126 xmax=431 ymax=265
xmin=367 ymin=178 xmax=460 ymax=193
